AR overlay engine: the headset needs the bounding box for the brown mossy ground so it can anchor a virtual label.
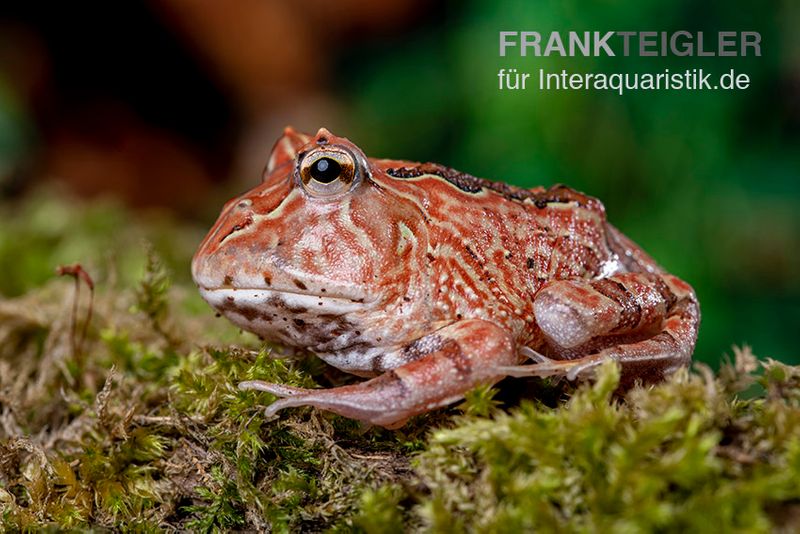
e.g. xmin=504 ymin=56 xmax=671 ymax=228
xmin=1 ymin=191 xmax=800 ymax=532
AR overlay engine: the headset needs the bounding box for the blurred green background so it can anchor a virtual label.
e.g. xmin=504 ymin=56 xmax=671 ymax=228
xmin=0 ymin=0 xmax=798 ymax=365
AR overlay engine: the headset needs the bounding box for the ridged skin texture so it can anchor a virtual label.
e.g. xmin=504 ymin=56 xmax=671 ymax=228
xmin=192 ymin=128 xmax=700 ymax=427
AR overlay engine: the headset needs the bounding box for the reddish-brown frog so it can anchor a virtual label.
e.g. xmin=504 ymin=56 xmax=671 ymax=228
xmin=192 ymin=127 xmax=700 ymax=428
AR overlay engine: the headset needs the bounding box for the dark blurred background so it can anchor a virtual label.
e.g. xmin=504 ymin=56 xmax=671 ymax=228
xmin=0 ymin=1 xmax=798 ymax=365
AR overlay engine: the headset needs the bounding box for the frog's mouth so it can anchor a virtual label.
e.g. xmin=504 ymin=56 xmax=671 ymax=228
xmin=197 ymin=287 xmax=372 ymax=346
xmin=197 ymin=287 xmax=371 ymax=317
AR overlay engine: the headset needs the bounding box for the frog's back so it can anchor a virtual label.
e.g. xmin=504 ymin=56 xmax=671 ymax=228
xmin=371 ymin=158 xmax=620 ymax=286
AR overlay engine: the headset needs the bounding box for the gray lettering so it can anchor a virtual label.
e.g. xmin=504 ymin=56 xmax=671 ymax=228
xmin=616 ymin=31 xmax=635 ymax=56
xmin=499 ymin=31 xmax=517 ymax=56
xmin=520 ymin=31 xmax=541 ymax=56
xmin=569 ymin=31 xmax=591 ymax=56
xmin=639 ymin=31 xmax=658 ymax=56
xmin=671 ymin=31 xmax=693 ymax=56
xmin=718 ymin=31 xmax=737 ymax=56
xmin=544 ymin=32 xmax=566 ymax=56
xmin=741 ymin=31 xmax=761 ymax=56
xmin=697 ymin=32 xmax=714 ymax=56
xmin=594 ymin=31 xmax=615 ymax=56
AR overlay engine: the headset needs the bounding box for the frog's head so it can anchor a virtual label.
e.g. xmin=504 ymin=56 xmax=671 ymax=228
xmin=192 ymin=127 xmax=431 ymax=343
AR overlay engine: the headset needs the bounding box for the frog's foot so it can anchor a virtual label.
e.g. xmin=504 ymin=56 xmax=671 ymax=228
xmin=500 ymin=351 xmax=599 ymax=381
xmin=239 ymin=378 xmax=408 ymax=422
xmin=240 ymin=376 xmax=416 ymax=426
xmin=530 ymin=272 xmax=700 ymax=384
xmin=239 ymin=381 xmax=337 ymax=420
xmin=238 ymin=319 xmax=517 ymax=428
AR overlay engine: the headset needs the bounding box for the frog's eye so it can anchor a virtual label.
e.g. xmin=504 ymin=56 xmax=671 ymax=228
xmin=298 ymin=148 xmax=358 ymax=197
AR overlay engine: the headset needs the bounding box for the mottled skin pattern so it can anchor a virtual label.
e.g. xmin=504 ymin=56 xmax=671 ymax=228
xmin=192 ymin=127 xmax=700 ymax=428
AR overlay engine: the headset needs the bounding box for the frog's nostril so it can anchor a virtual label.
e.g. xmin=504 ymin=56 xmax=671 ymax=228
xmin=218 ymin=216 xmax=253 ymax=244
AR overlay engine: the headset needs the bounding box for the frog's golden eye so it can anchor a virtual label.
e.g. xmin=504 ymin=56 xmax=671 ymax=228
xmin=298 ymin=148 xmax=357 ymax=197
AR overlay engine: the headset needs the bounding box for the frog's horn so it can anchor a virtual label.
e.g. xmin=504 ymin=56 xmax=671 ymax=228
xmin=265 ymin=126 xmax=313 ymax=176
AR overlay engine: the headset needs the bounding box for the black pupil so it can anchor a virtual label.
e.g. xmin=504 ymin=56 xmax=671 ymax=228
xmin=310 ymin=157 xmax=341 ymax=183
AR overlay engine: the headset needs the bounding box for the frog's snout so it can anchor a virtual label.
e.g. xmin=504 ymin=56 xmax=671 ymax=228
xmin=211 ymin=199 xmax=255 ymax=246
xmin=192 ymin=199 xmax=256 ymax=286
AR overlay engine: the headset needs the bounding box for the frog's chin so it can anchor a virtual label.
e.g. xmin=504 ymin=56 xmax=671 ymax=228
xmin=198 ymin=286 xmax=372 ymax=347
xmin=198 ymin=287 xmax=370 ymax=317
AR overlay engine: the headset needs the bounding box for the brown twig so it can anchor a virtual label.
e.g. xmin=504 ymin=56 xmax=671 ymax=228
xmin=56 ymin=263 xmax=95 ymax=363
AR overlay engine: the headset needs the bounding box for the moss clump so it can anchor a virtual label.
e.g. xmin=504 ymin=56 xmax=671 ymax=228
xmin=412 ymin=352 xmax=800 ymax=532
xmin=1 ymin=192 xmax=800 ymax=531
xmin=0 ymin=242 xmax=415 ymax=531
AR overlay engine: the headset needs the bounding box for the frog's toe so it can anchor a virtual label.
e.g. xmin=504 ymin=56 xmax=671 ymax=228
xmin=238 ymin=380 xmax=320 ymax=419
xmin=498 ymin=362 xmax=566 ymax=378
xmin=238 ymin=380 xmax=311 ymax=397
xmin=498 ymin=358 xmax=601 ymax=381
xmin=263 ymin=396 xmax=311 ymax=418
xmin=518 ymin=346 xmax=553 ymax=364
xmin=503 ymin=347 xmax=569 ymax=377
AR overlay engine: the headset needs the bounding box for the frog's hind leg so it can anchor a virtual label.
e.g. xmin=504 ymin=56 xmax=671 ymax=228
xmin=239 ymin=319 xmax=517 ymax=428
xmin=502 ymin=272 xmax=699 ymax=384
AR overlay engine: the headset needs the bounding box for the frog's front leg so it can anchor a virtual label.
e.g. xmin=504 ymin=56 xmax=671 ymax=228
xmin=239 ymin=320 xmax=517 ymax=428
xmin=504 ymin=272 xmax=699 ymax=384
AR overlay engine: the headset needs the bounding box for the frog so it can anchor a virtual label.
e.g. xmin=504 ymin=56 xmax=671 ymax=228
xmin=191 ymin=127 xmax=700 ymax=428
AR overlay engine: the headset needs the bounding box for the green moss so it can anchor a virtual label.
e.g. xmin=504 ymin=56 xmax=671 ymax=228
xmin=1 ymin=192 xmax=800 ymax=531
xmin=183 ymin=465 xmax=248 ymax=532
xmin=412 ymin=355 xmax=800 ymax=532
xmin=349 ymin=485 xmax=406 ymax=534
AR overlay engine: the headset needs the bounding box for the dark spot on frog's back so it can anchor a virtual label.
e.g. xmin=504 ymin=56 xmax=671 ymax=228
xmin=386 ymin=164 xmax=598 ymax=211
xmin=263 ymin=273 xmax=272 ymax=286
xmin=387 ymin=165 xmax=483 ymax=194
xmin=464 ymin=245 xmax=479 ymax=262
xmin=293 ymin=279 xmax=307 ymax=290
xmin=532 ymin=184 xmax=602 ymax=213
